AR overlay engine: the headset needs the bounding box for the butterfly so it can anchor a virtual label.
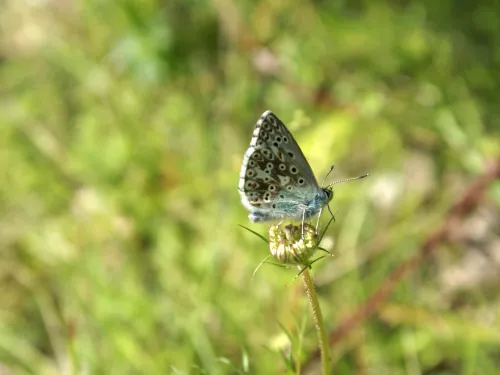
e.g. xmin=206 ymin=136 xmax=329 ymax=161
xmin=238 ymin=110 xmax=335 ymax=225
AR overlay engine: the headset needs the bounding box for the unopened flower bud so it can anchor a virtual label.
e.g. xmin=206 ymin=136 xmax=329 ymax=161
xmin=268 ymin=223 xmax=318 ymax=265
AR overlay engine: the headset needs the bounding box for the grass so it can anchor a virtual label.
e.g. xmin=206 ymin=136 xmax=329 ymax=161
xmin=1 ymin=1 xmax=500 ymax=374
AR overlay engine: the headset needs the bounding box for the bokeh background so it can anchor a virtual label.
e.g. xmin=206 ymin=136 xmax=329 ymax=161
xmin=2 ymin=1 xmax=500 ymax=374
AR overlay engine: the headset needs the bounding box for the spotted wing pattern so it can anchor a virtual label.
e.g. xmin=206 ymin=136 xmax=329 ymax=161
xmin=238 ymin=111 xmax=320 ymax=222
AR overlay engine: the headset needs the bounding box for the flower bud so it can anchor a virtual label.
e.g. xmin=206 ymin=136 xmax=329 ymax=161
xmin=268 ymin=223 xmax=318 ymax=265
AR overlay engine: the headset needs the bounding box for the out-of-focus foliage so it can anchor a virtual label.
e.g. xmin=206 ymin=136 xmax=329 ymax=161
xmin=1 ymin=0 xmax=499 ymax=374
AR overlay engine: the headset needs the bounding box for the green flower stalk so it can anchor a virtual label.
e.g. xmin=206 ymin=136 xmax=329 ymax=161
xmin=299 ymin=266 xmax=331 ymax=375
xmin=268 ymin=223 xmax=331 ymax=375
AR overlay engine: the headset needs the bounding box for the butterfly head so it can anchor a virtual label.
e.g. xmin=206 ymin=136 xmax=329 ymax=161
xmin=323 ymin=187 xmax=334 ymax=203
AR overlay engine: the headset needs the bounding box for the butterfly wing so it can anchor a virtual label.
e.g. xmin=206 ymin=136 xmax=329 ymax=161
xmin=238 ymin=111 xmax=321 ymax=222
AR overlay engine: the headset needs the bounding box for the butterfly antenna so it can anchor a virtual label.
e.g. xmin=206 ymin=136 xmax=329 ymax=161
xmin=326 ymin=173 xmax=370 ymax=188
xmin=320 ymin=164 xmax=335 ymax=187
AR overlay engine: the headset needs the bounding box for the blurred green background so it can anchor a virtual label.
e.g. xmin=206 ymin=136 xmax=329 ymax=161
xmin=1 ymin=1 xmax=500 ymax=374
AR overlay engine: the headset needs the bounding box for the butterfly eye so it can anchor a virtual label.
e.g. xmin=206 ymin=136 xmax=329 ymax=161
xmin=283 ymin=136 xmax=289 ymax=143
xmin=298 ymin=178 xmax=305 ymax=186
xmin=248 ymin=160 xmax=256 ymax=167
xmin=290 ymin=166 xmax=298 ymax=174
xmin=287 ymin=151 xmax=294 ymax=159
xmin=275 ymin=136 xmax=282 ymax=143
xmin=246 ymin=169 xmax=256 ymax=177
xmin=279 ymin=164 xmax=286 ymax=171
xmin=287 ymin=186 xmax=293 ymax=191
xmin=267 ymin=162 xmax=273 ymax=169
xmin=279 ymin=194 xmax=285 ymax=199
xmin=268 ymin=184 xmax=276 ymax=192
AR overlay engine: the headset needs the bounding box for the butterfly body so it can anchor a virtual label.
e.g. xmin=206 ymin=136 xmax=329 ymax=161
xmin=247 ymin=187 xmax=332 ymax=223
xmin=239 ymin=110 xmax=333 ymax=223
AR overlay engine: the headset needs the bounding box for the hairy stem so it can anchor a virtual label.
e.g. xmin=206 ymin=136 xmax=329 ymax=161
xmin=300 ymin=266 xmax=331 ymax=375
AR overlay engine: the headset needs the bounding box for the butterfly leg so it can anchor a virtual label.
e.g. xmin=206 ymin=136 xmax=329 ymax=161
xmin=301 ymin=209 xmax=306 ymax=238
xmin=319 ymin=204 xmax=336 ymax=244
xmin=315 ymin=208 xmax=323 ymax=233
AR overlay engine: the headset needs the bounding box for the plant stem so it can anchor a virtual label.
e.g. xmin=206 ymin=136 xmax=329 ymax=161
xmin=299 ymin=266 xmax=331 ymax=375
